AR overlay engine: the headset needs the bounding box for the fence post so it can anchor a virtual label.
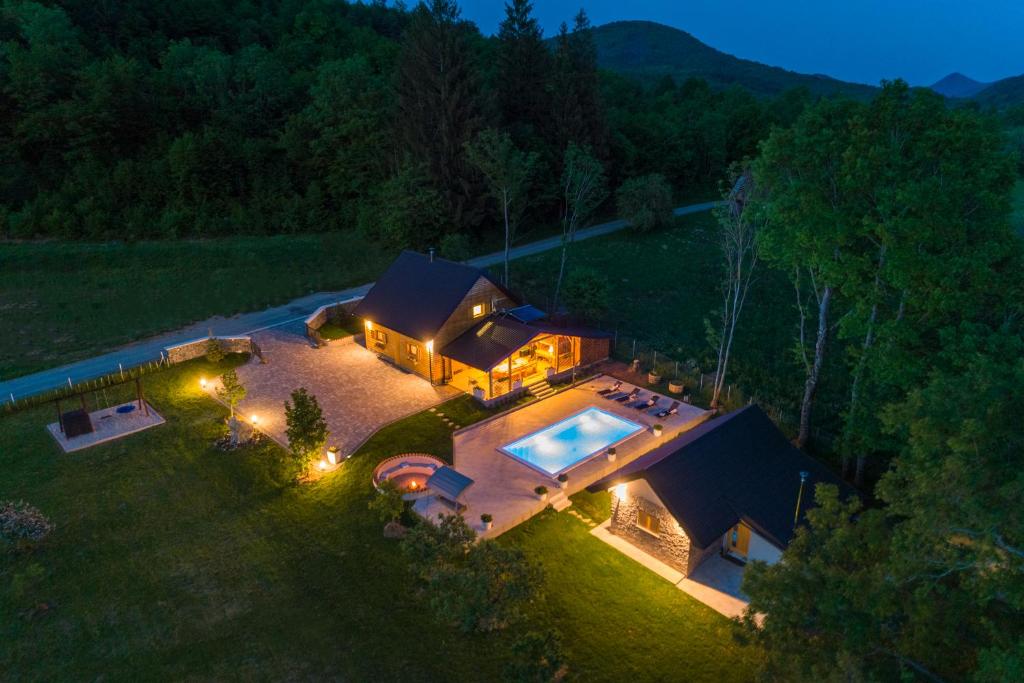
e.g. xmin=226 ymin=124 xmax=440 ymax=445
xmin=699 ymin=374 xmax=703 ymax=389
xmin=631 ymin=339 xmax=636 ymax=359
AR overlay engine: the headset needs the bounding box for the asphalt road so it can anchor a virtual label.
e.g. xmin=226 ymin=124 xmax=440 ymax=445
xmin=1 ymin=201 xmax=718 ymax=403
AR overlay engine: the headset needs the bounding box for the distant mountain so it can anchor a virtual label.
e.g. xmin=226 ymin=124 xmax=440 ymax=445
xmin=972 ymin=74 xmax=1024 ymax=108
xmin=589 ymin=21 xmax=878 ymax=99
xmin=930 ymin=72 xmax=990 ymax=98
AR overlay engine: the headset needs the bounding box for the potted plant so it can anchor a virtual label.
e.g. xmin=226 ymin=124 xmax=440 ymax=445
xmin=668 ymin=379 xmax=685 ymax=394
xmin=534 ymin=485 xmax=548 ymax=501
xmin=557 ymin=473 xmax=569 ymax=489
xmin=607 ymin=446 xmax=617 ymax=462
xmin=648 ymin=369 xmax=662 ymax=385
xmin=653 ymin=423 xmax=664 ymax=437
xmin=481 ymin=513 xmax=493 ymax=531
xmin=472 ymin=386 xmax=485 ymax=400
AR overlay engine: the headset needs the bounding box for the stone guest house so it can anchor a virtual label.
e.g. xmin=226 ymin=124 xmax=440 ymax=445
xmin=590 ymin=406 xmax=849 ymax=577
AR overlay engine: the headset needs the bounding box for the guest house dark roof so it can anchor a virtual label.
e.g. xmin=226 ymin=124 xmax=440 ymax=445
xmin=353 ymin=251 xmax=509 ymax=341
xmin=439 ymin=315 xmax=539 ymax=371
xmin=589 ymin=405 xmax=852 ymax=550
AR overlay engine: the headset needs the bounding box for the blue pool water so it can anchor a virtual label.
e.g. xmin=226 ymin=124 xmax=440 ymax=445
xmin=501 ymin=407 xmax=644 ymax=476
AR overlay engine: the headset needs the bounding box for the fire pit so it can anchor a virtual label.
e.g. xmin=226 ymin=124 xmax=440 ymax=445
xmin=372 ymin=453 xmax=446 ymax=499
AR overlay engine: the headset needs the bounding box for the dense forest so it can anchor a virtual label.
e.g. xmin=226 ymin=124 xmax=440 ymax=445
xmin=0 ymin=0 xmax=802 ymax=243
xmin=3 ymin=1 xmax=1023 ymax=681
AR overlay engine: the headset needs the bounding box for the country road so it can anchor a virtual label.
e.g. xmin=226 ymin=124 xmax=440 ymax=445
xmin=1 ymin=201 xmax=718 ymax=403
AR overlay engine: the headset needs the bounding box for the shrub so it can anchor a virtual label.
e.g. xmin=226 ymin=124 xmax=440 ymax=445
xmin=562 ymin=267 xmax=610 ymax=321
xmin=204 ymin=337 xmax=224 ymax=363
xmin=506 ymin=629 xmax=567 ymax=683
xmin=556 ymin=473 xmax=568 ymax=483
xmin=0 ymin=501 xmax=54 ymax=546
xmin=616 ymin=173 xmax=673 ymax=232
xmin=369 ymin=479 xmax=405 ymax=524
xmin=534 ymin=486 xmax=548 ymax=496
xmin=401 ymin=514 xmax=541 ymax=632
xmin=480 ymin=513 xmax=493 ymax=524
xmin=284 ymin=387 xmax=329 ymax=474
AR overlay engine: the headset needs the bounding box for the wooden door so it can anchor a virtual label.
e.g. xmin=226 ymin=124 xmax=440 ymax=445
xmin=727 ymin=523 xmax=751 ymax=559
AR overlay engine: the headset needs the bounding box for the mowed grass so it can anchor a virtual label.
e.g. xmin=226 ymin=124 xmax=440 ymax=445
xmin=0 ymin=233 xmax=394 ymax=381
xmin=1 ymin=359 xmax=758 ymax=681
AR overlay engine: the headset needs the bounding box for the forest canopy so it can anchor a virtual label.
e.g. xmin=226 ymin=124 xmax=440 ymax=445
xmin=0 ymin=0 xmax=802 ymax=242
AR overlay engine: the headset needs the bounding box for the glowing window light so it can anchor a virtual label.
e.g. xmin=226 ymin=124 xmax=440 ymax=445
xmin=614 ymin=483 xmax=628 ymax=500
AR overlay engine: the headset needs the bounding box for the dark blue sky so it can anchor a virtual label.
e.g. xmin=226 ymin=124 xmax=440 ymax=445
xmin=459 ymin=0 xmax=1024 ymax=87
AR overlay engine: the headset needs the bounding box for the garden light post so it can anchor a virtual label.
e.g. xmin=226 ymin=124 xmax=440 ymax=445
xmin=793 ymin=471 xmax=809 ymax=530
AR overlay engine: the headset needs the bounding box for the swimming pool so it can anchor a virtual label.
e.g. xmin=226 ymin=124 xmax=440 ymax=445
xmin=500 ymin=407 xmax=644 ymax=476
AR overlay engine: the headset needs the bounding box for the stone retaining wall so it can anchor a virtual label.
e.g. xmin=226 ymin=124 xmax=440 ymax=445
xmin=164 ymin=336 xmax=253 ymax=364
xmin=305 ymin=297 xmax=362 ymax=344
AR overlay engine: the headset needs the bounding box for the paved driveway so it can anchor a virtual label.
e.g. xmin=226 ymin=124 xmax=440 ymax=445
xmin=231 ymin=325 xmax=458 ymax=455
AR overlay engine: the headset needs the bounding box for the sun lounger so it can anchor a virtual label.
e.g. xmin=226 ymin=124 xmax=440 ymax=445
xmin=635 ymin=395 xmax=660 ymax=410
xmin=652 ymin=400 xmax=679 ymax=418
xmin=597 ymin=380 xmax=623 ymax=396
xmin=624 ymin=394 xmax=649 ymax=408
xmin=613 ymin=388 xmax=640 ymax=403
xmin=603 ymin=386 xmax=631 ymax=401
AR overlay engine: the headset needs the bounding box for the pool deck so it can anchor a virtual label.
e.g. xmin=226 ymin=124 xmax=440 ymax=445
xmin=415 ymin=375 xmax=708 ymax=539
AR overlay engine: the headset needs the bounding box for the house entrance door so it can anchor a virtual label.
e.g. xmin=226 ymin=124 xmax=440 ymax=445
xmin=726 ymin=523 xmax=751 ymax=560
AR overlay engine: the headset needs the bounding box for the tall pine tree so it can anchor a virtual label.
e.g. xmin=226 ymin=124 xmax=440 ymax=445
xmin=549 ymin=10 xmax=606 ymax=157
xmin=396 ymin=0 xmax=485 ymax=232
xmin=496 ymin=0 xmax=550 ymax=141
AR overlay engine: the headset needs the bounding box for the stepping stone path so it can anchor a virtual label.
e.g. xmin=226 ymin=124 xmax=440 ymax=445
xmin=429 ymin=408 xmax=459 ymax=430
xmin=566 ymin=509 xmax=597 ymax=528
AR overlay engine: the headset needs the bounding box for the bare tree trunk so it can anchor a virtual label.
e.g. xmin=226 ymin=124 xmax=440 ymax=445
xmin=797 ymin=285 xmax=831 ymax=449
xmin=502 ymin=188 xmax=511 ymax=285
xmin=552 ymin=235 xmax=570 ymax=312
xmin=843 ymin=245 xmax=885 ymax=478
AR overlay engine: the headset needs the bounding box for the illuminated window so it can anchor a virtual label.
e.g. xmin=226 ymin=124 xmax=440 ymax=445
xmin=370 ymin=329 xmax=388 ymax=346
xmin=472 ymin=303 xmax=484 ymax=318
xmin=636 ymin=509 xmax=660 ymax=535
xmin=406 ymin=342 xmax=419 ymax=361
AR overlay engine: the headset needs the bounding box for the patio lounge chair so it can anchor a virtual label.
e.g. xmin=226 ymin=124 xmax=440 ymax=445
xmin=603 ymin=386 xmax=631 ymax=401
xmin=612 ymin=388 xmax=640 ymax=403
xmin=652 ymin=400 xmax=679 ymax=418
xmin=624 ymin=394 xmax=649 ymax=408
xmin=596 ymin=380 xmax=623 ymax=396
xmin=635 ymin=395 xmax=660 ymax=410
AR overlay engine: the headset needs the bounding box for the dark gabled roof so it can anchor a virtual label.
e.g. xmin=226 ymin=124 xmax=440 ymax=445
xmin=427 ymin=466 xmax=474 ymax=500
xmin=439 ymin=314 xmax=540 ymax=371
xmin=589 ymin=405 xmax=853 ymax=550
xmin=353 ymin=251 xmax=507 ymax=341
xmin=529 ymin=320 xmax=614 ymax=339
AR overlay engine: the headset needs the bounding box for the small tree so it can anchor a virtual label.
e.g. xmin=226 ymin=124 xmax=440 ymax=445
xmin=551 ymin=144 xmax=607 ymax=312
xmin=369 ymin=479 xmax=405 ymax=524
xmin=616 ymin=173 xmax=673 ymax=232
xmin=465 ymin=128 xmax=538 ymax=285
xmin=506 ymin=629 xmax=567 ymax=683
xmin=204 ymin=337 xmax=224 ymax=363
xmin=216 ymin=369 xmax=246 ymax=417
xmin=562 ymin=266 xmax=610 ymax=321
xmin=284 ymin=387 xmax=329 ymax=473
xmin=0 ymin=501 xmax=54 ymax=548
xmin=710 ymin=167 xmax=761 ymax=408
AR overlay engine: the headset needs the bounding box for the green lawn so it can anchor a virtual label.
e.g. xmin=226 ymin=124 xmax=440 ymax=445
xmin=317 ymin=316 xmax=364 ymax=341
xmin=0 ymin=233 xmax=395 ymax=381
xmin=1 ymin=359 xmax=757 ymax=680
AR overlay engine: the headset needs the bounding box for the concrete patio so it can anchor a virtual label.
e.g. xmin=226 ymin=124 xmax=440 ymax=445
xmin=415 ymin=375 xmax=708 ymax=538
xmin=222 ymin=325 xmax=459 ymax=454
xmin=47 ymin=401 xmax=165 ymax=453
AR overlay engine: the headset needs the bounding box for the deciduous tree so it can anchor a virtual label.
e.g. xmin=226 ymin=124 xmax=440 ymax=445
xmin=284 ymin=387 xmax=328 ymax=473
xmin=616 ymin=173 xmax=673 ymax=233
xmin=551 ymin=144 xmax=606 ymax=311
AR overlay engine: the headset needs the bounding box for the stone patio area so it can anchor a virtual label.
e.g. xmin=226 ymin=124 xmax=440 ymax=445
xmin=221 ymin=325 xmax=459 ymax=454
xmin=415 ymin=375 xmax=708 ymax=538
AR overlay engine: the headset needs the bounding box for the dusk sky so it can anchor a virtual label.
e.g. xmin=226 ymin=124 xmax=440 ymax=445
xmin=460 ymin=0 xmax=1024 ymax=87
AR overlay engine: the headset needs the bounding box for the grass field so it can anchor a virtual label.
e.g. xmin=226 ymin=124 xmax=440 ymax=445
xmin=0 ymin=233 xmax=394 ymax=381
xmin=0 ymin=358 xmax=758 ymax=680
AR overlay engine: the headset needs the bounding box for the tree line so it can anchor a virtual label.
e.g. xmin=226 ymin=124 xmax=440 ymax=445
xmin=0 ymin=0 xmax=802 ymax=243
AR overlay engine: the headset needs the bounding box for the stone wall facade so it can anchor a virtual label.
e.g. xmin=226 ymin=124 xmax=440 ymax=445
xmin=609 ymin=481 xmax=693 ymax=576
xmin=165 ymin=336 xmax=253 ymax=364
